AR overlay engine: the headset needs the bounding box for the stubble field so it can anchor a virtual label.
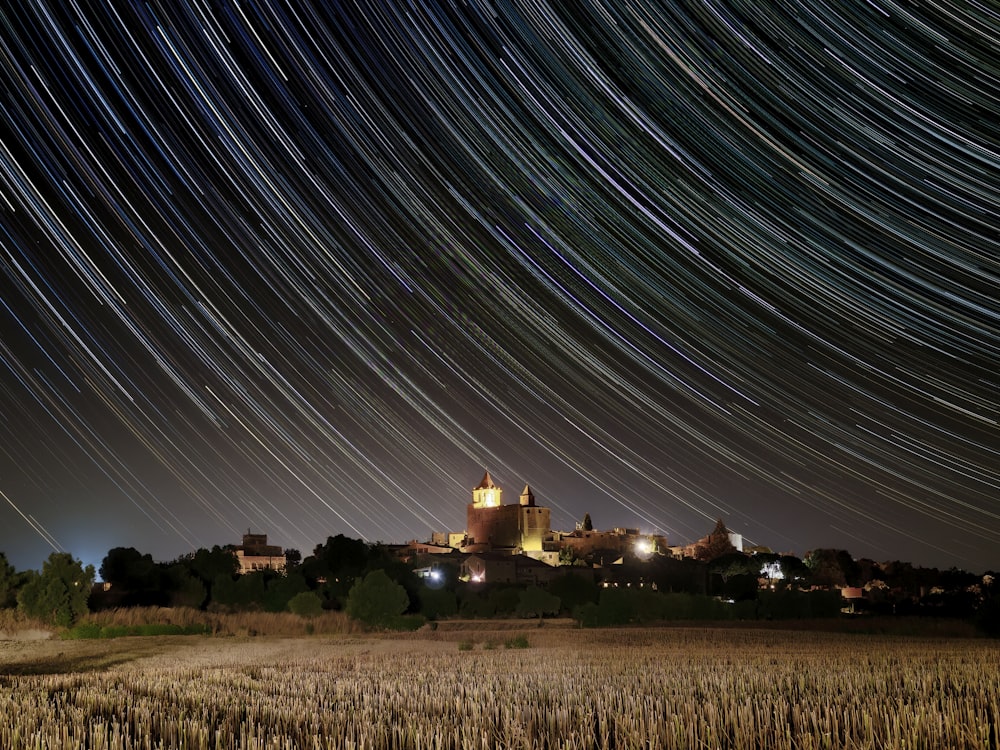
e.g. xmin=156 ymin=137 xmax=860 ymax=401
xmin=1 ymin=626 xmax=998 ymax=749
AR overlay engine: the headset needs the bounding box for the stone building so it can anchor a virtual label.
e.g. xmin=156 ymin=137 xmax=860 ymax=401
xmin=464 ymin=471 xmax=551 ymax=554
xmin=461 ymin=552 xmax=561 ymax=585
xmin=234 ymin=532 xmax=286 ymax=575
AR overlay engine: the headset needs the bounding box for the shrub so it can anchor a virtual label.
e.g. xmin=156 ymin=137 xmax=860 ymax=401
xmin=504 ymin=634 xmax=530 ymax=649
xmin=287 ymin=591 xmax=324 ymax=618
xmin=419 ymin=587 xmax=457 ymax=620
xmin=62 ymin=623 xmax=102 ymax=640
xmin=515 ymin=586 xmax=561 ymax=619
xmin=975 ymin=596 xmax=1000 ymax=638
xmin=385 ymin=614 xmax=425 ymax=631
xmin=99 ymin=625 xmax=132 ymax=639
xmin=573 ymin=602 xmax=601 ymax=628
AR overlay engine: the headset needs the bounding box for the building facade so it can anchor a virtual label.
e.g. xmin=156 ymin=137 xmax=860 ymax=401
xmin=465 ymin=471 xmax=551 ymax=553
xmin=234 ymin=532 xmax=286 ymax=575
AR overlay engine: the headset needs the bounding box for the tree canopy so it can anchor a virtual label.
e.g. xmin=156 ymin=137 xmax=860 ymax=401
xmin=345 ymin=569 xmax=409 ymax=627
xmin=695 ymin=519 xmax=737 ymax=562
xmin=17 ymin=552 xmax=94 ymax=626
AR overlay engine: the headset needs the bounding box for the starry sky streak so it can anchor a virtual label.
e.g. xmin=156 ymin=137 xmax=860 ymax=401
xmin=408 ymin=305 xmax=761 ymax=536
xmin=0 ymin=1 xmax=997 ymax=571
xmin=0 ymin=334 xmax=198 ymax=546
xmin=0 ymin=489 xmax=61 ymax=554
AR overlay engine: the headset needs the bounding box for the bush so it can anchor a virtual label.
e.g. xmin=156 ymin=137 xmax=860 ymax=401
xmin=487 ymin=586 xmax=521 ymax=616
xmin=515 ymin=586 xmax=561 ymax=619
xmin=287 ymin=591 xmax=324 ymax=618
xmin=458 ymin=592 xmax=495 ymax=618
xmin=419 ymin=587 xmax=457 ymax=620
xmin=548 ymin=573 xmax=599 ymax=613
xmin=758 ymin=589 xmax=841 ymax=620
xmin=975 ymin=597 xmax=1000 ymax=638
xmin=62 ymin=621 xmax=212 ymax=639
xmin=572 ymin=602 xmax=601 ymax=628
xmin=99 ymin=625 xmax=132 ymax=639
xmin=504 ymin=634 xmax=530 ymax=649
xmin=62 ymin=623 xmax=102 ymax=639
xmin=384 ymin=614 xmax=425 ymax=631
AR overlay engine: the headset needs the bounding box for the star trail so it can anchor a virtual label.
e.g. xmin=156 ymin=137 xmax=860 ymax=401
xmin=1 ymin=1 xmax=997 ymax=573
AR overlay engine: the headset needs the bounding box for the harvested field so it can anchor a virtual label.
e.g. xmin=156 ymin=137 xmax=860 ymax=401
xmin=1 ymin=627 xmax=997 ymax=748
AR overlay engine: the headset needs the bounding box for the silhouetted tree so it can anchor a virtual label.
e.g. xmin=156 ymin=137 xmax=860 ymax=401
xmin=855 ymin=557 xmax=880 ymax=586
xmin=457 ymin=588 xmax=496 ymax=618
xmin=694 ymin=519 xmax=737 ymax=562
xmin=880 ymin=560 xmax=921 ymax=595
xmin=804 ymin=549 xmax=858 ymax=587
xmin=364 ymin=546 xmax=422 ymax=607
xmin=418 ymin=586 xmax=457 ymax=620
xmin=345 ymin=569 xmax=409 ymax=627
xmin=98 ymin=547 xmax=163 ymax=607
xmin=648 ymin=556 xmax=707 ymax=595
xmin=211 ymin=571 xmax=269 ymax=611
xmin=186 ymin=546 xmax=239 ymax=587
xmin=17 ymin=552 xmax=94 ymax=627
xmin=708 ymin=552 xmax=759 ymax=600
xmin=582 ymin=513 xmax=593 ymax=531
xmin=163 ymin=564 xmax=207 ymax=609
xmin=306 ymin=535 xmax=369 ymax=580
xmin=303 ymin=535 xmax=372 ymax=607
xmin=486 ymin=585 xmax=521 ymax=616
xmin=0 ymin=552 xmax=26 ymax=609
xmin=548 ymin=572 xmax=599 ymax=613
xmin=262 ymin=570 xmax=308 ymax=612
xmin=516 ymin=586 xmax=561 ymax=618
xmin=710 ymin=552 xmax=757 ymax=582
xmin=778 ymin=555 xmax=810 ymax=587
xmin=940 ymin=567 xmax=978 ymax=592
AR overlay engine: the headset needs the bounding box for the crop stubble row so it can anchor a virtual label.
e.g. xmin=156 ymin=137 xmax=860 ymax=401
xmin=1 ymin=627 xmax=997 ymax=749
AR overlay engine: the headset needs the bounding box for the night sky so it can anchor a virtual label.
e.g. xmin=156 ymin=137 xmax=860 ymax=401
xmin=1 ymin=1 xmax=997 ymax=575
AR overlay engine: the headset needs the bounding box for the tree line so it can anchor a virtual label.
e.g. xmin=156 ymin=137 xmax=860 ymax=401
xmin=1 ymin=533 xmax=997 ymax=635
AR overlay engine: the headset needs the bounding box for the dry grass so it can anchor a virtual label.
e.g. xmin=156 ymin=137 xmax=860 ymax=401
xmin=0 ymin=627 xmax=997 ymax=749
xmin=0 ymin=608 xmax=52 ymax=637
xmin=76 ymin=606 xmax=359 ymax=637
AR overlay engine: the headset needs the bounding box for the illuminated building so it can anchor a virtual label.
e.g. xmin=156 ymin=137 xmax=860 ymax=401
xmin=234 ymin=532 xmax=286 ymax=575
xmin=464 ymin=471 xmax=551 ymax=553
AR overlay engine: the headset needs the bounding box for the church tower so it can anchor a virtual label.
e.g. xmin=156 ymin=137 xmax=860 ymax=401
xmin=465 ymin=471 xmax=550 ymax=553
xmin=471 ymin=470 xmax=502 ymax=508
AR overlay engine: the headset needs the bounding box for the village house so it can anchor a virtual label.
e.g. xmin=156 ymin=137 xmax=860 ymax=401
xmin=234 ymin=532 xmax=286 ymax=575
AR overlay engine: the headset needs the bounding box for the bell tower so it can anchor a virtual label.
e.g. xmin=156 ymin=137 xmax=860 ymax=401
xmin=471 ymin=470 xmax=502 ymax=508
xmin=465 ymin=471 xmax=551 ymax=553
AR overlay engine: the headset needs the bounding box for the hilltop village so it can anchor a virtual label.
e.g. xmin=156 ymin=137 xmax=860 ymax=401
xmin=219 ymin=471 xmax=995 ymax=626
xmin=234 ymin=471 xmax=718 ymax=583
xmin=4 ymin=470 xmax=996 ymax=634
xmin=423 ymin=470 xmax=672 ymax=568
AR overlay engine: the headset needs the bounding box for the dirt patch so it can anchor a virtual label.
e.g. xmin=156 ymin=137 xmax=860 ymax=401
xmin=429 ymin=617 xmax=576 ymax=631
xmin=0 ymin=635 xmax=187 ymax=676
xmin=0 ymin=629 xmax=54 ymax=641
